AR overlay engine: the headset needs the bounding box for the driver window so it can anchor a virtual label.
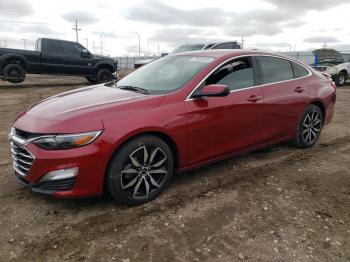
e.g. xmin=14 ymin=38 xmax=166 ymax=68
xmin=205 ymin=57 xmax=255 ymax=91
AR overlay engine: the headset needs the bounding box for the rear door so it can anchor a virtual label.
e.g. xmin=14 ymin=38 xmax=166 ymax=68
xmin=185 ymin=56 xmax=264 ymax=165
xmin=41 ymin=40 xmax=67 ymax=74
xmin=256 ymin=56 xmax=311 ymax=142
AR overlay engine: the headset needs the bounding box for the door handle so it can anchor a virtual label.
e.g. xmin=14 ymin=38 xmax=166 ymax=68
xmin=295 ymin=86 xmax=305 ymax=93
xmin=247 ymin=95 xmax=262 ymax=102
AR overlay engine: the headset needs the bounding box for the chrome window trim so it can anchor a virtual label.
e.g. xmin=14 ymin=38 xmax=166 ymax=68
xmin=185 ymin=54 xmax=312 ymax=101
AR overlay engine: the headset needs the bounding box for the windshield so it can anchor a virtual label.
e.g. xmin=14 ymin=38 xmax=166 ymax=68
xmin=172 ymin=44 xmax=205 ymax=54
xmin=116 ymin=55 xmax=214 ymax=94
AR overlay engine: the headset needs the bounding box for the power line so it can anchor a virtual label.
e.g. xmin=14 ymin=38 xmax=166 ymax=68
xmin=72 ymin=19 xmax=81 ymax=43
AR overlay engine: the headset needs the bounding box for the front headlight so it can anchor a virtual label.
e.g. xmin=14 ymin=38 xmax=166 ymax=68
xmin=32 ymin=130 xmax=103 ymax=150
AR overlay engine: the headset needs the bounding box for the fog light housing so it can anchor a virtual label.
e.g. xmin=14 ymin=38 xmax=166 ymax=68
xmin=39 ymin=167 xmax=79 ymax=182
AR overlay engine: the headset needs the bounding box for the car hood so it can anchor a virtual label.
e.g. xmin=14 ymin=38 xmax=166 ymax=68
xmin=14 ymin=84 xmax=162 ymax=133
xmin=313 ymin=48 xmax=344 ymax=64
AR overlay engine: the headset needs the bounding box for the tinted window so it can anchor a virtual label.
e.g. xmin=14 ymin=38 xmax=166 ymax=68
xmin=232 ymin=43 xmax=241 ymax=49
xmin=292 ymin=62 xmax=309 ymax=78
xmin=205 ymin=57 xmax=255 ymax=91
xmin=46 ymin=40 xmax=64 ymax=54
xmin=63 ymin=42 xmax=84 ymax=57
xmin=212 ymin=43 xmax=233 ymax=49
xmin=259 ymin=56 xmax=294 ymax=84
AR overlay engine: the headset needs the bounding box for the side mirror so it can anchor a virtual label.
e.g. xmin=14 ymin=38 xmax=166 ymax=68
xmin=192 ymin=84 xmax=230 ymax=99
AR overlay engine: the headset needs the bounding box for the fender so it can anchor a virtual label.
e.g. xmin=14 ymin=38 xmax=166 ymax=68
xmin=93 ymin=61 xmax=117 ymax=73
xmin=0 ymin=53 xmax=28 ymax=73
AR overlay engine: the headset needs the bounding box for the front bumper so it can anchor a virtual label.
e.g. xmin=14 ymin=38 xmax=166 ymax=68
xmin=9 ymin=132 xmax=113 ymax=198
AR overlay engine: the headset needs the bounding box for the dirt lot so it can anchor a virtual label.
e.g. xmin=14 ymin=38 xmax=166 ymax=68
xmin=0 ymin=75 xmax=349 ymax=262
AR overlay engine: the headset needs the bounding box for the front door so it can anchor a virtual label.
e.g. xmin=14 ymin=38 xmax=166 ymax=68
xmin=185 ymin=56 xmax=264 ymax=165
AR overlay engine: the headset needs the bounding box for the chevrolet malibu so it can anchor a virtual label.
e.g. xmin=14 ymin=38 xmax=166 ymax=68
xmin=9 ymin=50 xmax=336 ymax=205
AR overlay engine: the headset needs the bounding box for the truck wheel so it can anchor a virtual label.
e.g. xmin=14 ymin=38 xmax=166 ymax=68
xmin=86 ymin=77 xmax=97 ymax=84
xmin=3 ymin=64 xmax=25 ymax=84
xmin=96 ymin=69 xmax=114 ymax=83
xmin=335 ymin=72 xmax=346 ymax=86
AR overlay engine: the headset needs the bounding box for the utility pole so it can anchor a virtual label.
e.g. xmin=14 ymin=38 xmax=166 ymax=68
xmin=85 ymin=38 xmax=89 ymax=49
xmin=93 ymin=41 xmax=95 ymax=54
xmin=72 ymin=19 xmax=81 ymax=43
xmin=158 ymin=44 xmax=160 ymax=56
xmin=21 ymin=39 xmax=27 ymax=50
xmin=100 ymin=35 xmax=103 ymax=55
xmin=241 ymin=36 xmax=245 ymax=48
xmin=135 ymin=32 xmax=140 ymax=56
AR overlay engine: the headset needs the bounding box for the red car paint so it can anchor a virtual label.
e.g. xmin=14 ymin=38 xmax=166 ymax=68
xmin=11 ymin=50 xmax=336 ymax=198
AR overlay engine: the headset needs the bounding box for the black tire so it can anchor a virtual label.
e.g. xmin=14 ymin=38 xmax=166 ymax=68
xmin=96 ymin=69 xmax=114 ymax=84
xmin=3 ymin=64 xmax=25 ymax=84
xmin=335 ymin=71 xmax=346 ymax=86
xmin=107 ymin=135 xmax=174 ymax=206
xmin=293 ymin=105 xmax=323 ymax=149
xmin=86 ymin=76 xmax=97 ymax=84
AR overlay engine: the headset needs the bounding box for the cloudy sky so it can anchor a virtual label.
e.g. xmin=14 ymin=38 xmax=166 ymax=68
xmin=0 ymin=0 xmax=350 ymax=56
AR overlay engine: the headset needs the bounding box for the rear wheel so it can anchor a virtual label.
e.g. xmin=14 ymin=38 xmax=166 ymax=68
xmin=3 ymin=64 xmax=25 ymax=84
xmin=107 ymin=135 xmax=174 ymax=206
xmin=293 ymin=105 xmax=323 ymax=148
xmin=96 ymin=69 xmax=114 ymax=84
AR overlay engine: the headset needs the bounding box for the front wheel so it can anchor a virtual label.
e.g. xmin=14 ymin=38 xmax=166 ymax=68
xmin=293 ymin=105 xmax=323 ymax=148
xmin=86 ymin=76 xmax=97 ymax=84
xmin=107 ymin=135 xmax=174 ymax=206
xmin=335 ymin=72 xmax=346 ymax=86
xmin=96 ymin=69 xmax=114 ymax=84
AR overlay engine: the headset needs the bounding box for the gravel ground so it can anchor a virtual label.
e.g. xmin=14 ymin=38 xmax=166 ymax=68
xmin=0 ymin=75 xmax=349 ymax=262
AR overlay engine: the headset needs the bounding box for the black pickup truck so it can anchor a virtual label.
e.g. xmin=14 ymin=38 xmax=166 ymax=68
xmin=0 ymin=38 xmax=118 ymax=84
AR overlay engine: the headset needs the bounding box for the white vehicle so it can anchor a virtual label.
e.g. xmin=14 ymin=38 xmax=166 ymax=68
xmin=134 ymin=41 xmax=243 ymax=68
xmin=312 ymin=48 xmax=350 ymax=86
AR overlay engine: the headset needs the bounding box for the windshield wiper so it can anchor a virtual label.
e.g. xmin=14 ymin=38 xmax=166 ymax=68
xmin=118 ymin=85 xmax=150 ymax=95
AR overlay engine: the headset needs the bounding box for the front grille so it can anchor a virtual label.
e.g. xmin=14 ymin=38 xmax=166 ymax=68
xmin=11 ymin=141 xmax=34 ymax=176
xmin=33 ymin=178 xmax=76 ymax=192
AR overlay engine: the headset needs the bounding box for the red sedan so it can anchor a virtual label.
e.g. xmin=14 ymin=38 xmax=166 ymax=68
xmin=9 ymin=50 xmax=336 ymax=205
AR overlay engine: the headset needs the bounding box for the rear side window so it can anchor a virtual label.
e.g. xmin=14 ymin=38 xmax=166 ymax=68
xmin=291 ymin=62 xmax=309 ymax=78
xmin=259 ymin=56 xmax=294 ymax=84
xmin=46 ymin=40 xmax=64 ymax=54
xmin=205 ymin=57 xmax=255 ymax=91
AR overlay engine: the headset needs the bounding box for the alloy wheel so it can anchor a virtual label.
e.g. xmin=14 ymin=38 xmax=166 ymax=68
xmin=120 ymin=146 xmax=168 ymax=199
xmin=301 ymin=110 xmax=322 ymax=145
